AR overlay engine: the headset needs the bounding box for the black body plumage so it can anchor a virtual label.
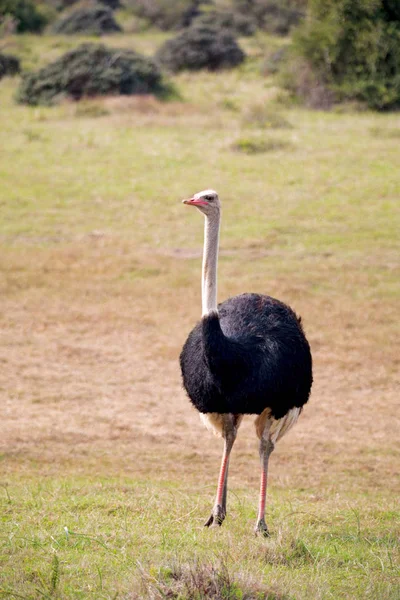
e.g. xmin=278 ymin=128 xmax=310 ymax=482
xmin=180 ymin=293 xmax=312 ymax=419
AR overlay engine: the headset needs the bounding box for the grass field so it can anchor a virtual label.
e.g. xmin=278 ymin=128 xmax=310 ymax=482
xmin=0 ymin=30 xmax=399 ymax=599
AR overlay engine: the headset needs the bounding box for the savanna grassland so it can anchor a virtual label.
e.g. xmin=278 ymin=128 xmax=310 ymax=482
xmin=0 ymin=30 xmax=399 ymax=600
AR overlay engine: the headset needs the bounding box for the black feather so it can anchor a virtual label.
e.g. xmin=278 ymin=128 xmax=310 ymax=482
xmin=180 ymin=293 xmax=312 ymax=419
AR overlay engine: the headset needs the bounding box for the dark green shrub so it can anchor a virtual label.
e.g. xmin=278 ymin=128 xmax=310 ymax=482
xmin=97 ymin=0 xmax=120 ymax=8
xmin=155 ymin=21 xmax=245 ymax=72
xmin=288 ymin=0 xmax=400 ymax=110
xmin=124 ymin=0 xmax=207 ymax=31
xmin=232 ymin=0 xmax=306 ymax=35
xmin=43 ymin=0 xmax=82 ymax=9
xmin=52 ymin=0 xmax=120 ymax=9
xmin=17 ymin=43 xmax=167 ymax=105
xmin=0 ymin=52 xmax=20 ymax=79
xmin=52 ymin=3 xmax=121 ymax=34
xmin=0 ymin=0 xmax=48 ymax=32
xmin=230 ymin=12 xmax=257 ymax=36
xmin=192 ymin=10 xmax=256 ymax=36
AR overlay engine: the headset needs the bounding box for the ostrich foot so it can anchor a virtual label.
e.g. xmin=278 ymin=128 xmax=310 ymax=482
xmin=254 ymin=518 xmax=270 ymax=537
xmin=205 ymin=504 xmax=225 ymax=528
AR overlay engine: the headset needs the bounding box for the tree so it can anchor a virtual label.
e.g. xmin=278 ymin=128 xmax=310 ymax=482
xmin=287 ymin=0 xmax=400 ymax=109
xmin=0 ymin=0 xmax=47 ymax=33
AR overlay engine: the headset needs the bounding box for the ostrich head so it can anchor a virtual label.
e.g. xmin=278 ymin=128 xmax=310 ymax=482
xmin=182 ymin=189 xmax=220 ymax=216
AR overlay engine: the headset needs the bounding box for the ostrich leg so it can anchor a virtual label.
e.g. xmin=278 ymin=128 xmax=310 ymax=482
xmin=255 ymin=435 xmax=274 ymax=536
xmin=205 ymin=414 xmax=239 ymax=528
xmin=221 ymin=461 xmax=229 ymax=516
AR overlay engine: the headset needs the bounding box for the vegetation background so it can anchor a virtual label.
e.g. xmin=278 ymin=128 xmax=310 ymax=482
xmin=0 ymin=1 xmax=399 ymax=598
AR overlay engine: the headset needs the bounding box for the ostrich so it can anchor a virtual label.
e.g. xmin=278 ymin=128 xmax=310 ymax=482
xmin=179 ymin=189 xmax=312 ymax=536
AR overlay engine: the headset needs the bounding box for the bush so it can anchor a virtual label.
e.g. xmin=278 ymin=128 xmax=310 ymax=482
xmin=288 ymin=0 xmax=400 ymax=110
xmin=155 ymin=21 xmax=245 ymax=72
xmin=96 ymin=0 xmax=120 ymax=8
xmin=232 ymin=0 xmax=306 ymax=35
xmin=0 ymin=0 xmax=48 ymax=32
xmin=192 ymin=10 xmax=256 ymax=36
xmin=48 ymin=0 xmax=120 ymax=10
xmin=124 ymin=0 xmax=207 ymax=31
xmin=0 ymin=52 xmax=20 ymax=79
xmin=51 ymin=3 xmax=121 ymax=34
xmin=17 ymin=42 xmax=167 ymax=106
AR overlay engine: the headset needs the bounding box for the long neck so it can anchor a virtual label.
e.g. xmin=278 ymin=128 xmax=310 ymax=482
xmin=202 ymin=211 xmax=220 ymax=316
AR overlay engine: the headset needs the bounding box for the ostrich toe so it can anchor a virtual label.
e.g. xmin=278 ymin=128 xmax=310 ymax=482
xmin=204 ymin=504 xmax=225 ymax=527
xmin=254 ymin=518 xmax=270 ymax=537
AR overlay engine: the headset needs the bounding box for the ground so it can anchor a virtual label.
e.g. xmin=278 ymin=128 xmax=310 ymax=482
xmin=0 ymin=31 xmax=399 ymax=600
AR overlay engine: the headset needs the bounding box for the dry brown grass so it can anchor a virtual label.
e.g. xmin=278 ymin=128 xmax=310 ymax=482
xmin=1 ymin=235 xmax=398 ymax=498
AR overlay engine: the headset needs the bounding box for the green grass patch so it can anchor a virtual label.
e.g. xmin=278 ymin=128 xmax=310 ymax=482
xmin=231 ymin=135 xmax=293 ymax=154
xmin=242 ymin=103 xmax=293 ymax=129
xmin=1 ymin=478 xmax=399 ymax=599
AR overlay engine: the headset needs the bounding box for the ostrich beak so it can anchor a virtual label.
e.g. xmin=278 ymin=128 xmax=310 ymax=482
xmin=182 ymin=198 xmax=208 ymax=206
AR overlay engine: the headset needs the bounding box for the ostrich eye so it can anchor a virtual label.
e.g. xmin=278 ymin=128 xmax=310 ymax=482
xmin=204 ymin=195 xmax=213 ymax=202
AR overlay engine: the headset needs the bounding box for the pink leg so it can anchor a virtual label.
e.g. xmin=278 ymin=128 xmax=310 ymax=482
xmin=205 ymin=438 xmax=233 ymax=527
xmin=216 ymin=446 xmax=230 ymax=506
xmin=255 ymin=437 xmax=274 ymax=536
xmin=257 ymin=467 xmax=267 ymax=522
xmin=205 ymin=416 xmax=238 ymax=528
